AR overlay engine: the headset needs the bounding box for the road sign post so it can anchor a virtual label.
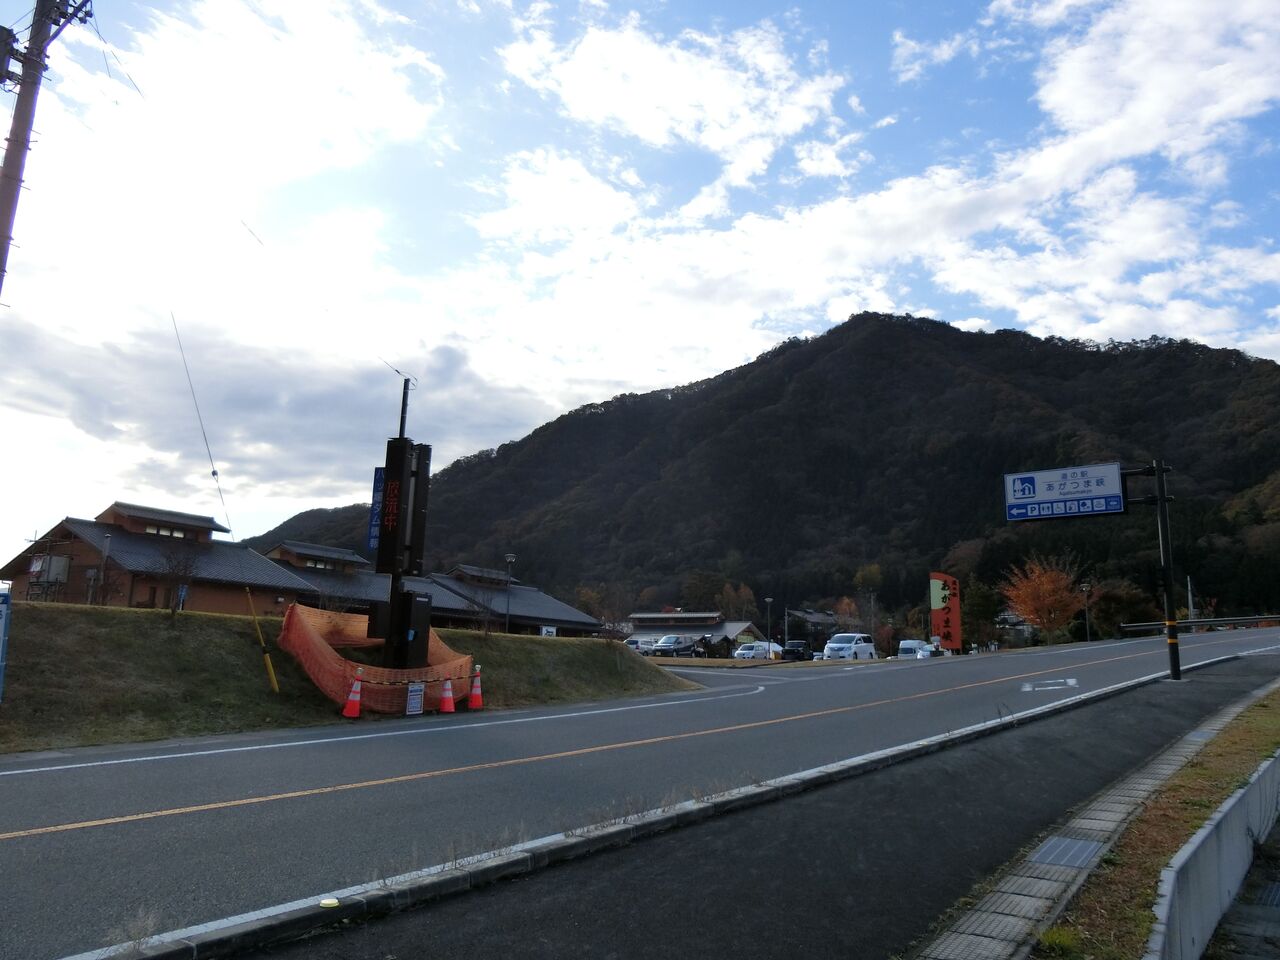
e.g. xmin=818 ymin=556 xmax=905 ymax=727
xmin=1004 ymin=458 xmax=1181 ymax=681
xmin=1153 ymin=460 xmax=1181 ymax=680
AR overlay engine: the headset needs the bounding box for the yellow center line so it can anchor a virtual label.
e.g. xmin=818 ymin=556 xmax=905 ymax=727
xmin=0 ymin=636 xmax=1246 ymax=843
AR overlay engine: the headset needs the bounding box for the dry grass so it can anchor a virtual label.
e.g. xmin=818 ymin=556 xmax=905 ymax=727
xmin=434 ymin=630 xmax=698 ymax=707
xmin=1034 ymin=689 xmax=1280 ymax=959
xmin=0 ymin=604 xmax=697 ymax=754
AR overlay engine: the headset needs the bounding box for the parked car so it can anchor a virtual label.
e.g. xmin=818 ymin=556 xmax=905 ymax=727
xmin=625 ymin=637 xmax=658 ymax=656
xmin=822 ymin=633 xmax=877 ymax=660
xmin=895 ymin=638 xmax=931 ymax=659
xmin=733 ymin=641 xmax=783 ymax=660
xmin=733 ymin=642 xmax=760 ymax=660
xmin=652 ymin=634 xmax=700 ymax=657
xmin=781 ymin=640 xmax=810 ymax=662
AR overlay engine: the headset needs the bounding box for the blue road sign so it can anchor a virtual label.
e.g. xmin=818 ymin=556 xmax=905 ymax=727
xmin=1004 ymin=463 xmax=1124 ymax=522
xmin=367 ymin=467 xmax=385 ymax=551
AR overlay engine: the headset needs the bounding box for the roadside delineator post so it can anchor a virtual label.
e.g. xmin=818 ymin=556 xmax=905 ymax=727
xmin=439 ymin=677 xmax=456 ymax=714
xmin=341 ymin=668 xmax=363 ymax=719
xmin=467 ymin=665 xmax=484 ymax=710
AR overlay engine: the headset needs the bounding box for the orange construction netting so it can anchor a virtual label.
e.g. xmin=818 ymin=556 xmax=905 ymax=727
xmin=277 ymin=604 xmax=474 ymax=714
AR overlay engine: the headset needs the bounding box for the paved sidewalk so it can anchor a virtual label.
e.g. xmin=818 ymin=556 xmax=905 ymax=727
xmin=917 ymin=670 xmax=1280 ymax=960
xmin=1205 ymin=818 xmax=1280 ymax=960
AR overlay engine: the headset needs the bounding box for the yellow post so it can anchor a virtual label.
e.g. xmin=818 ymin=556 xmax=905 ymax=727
xmin=244 ymin=588 xmax=280 ymax=693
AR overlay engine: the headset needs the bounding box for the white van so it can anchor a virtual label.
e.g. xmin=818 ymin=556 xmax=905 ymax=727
xmin=823 ymin=633 xmax=877 ymax=660
xmin=895 ymin=639 xmax=931 ymax=659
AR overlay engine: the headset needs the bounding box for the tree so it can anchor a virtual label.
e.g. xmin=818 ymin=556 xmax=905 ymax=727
xmin=961 ymin=577 xmax=1001 ymax=649
xmin=681 ymin=571 xmax=724 ymax=611
xmin=833 ymin=596 xmax=859 ymax=631
xmin=1000 ymin=554 xmax=1083 ymax=638
xmin=158 ymin=546 xmax=198 ymax=618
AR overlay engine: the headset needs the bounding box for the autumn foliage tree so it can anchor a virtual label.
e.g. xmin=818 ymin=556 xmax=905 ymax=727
xmin=1000 ymin=554 xmax=1083 ymax=638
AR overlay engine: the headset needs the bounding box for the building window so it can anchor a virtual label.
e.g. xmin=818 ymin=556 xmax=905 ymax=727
xmin=305 ymin=559 xmax=335 ymax=570
xmin=144 ymin=525 xmax=186 ymax=538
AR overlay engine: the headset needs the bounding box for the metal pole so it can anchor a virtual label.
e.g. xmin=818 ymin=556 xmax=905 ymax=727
xmin=1082 ymin=583 xmax=1092 ymax=643
xmin=1154 ymin=459 xmax=1181 ymax=680
xmin=765 ymin=597 xmax=773 ymax=659
xmin=0 ymin=1 xmax=55 ymax=298
xmin=99 ymin=533 xmax=111 ymax=605
xmin=398 ymin=377 xmax=410 ymax=439
xmin=505 ymin=553 xmax=515 ymax=634
xmin=1186 ymin=575 xmax=1194 ymax=631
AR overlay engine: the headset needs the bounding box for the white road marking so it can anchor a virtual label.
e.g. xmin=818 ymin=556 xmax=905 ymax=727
xmin=0 ymin=684 xmax=767 ymax=779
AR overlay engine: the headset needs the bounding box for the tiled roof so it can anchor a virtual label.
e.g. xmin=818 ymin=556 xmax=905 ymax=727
xmin=429 ymin=573 xmax=599 ymax=629
xmin=63 ymin=519 xmax=311 ymax=592
xmin=102 ymin=502 xmax=231 ymax=534
xmin=271 ymin=541 xmax=370 ymax=566
xmin=629 ymin=611 xmax=724 ymax=623
xmin=450 ymin=562 xmax=521 ymax=585
xmin=284 ymin=566 xmax=481 ymax=615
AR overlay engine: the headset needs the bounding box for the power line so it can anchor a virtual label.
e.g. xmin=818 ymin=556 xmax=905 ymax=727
xmin=171 ymin=311 xmax=234 ymax=538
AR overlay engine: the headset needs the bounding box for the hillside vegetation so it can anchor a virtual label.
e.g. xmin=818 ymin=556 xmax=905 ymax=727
xmin=246 ymin=313 xmax=1280 ymax=615
xmin=0 ymin=603 xmax=695 ymax=753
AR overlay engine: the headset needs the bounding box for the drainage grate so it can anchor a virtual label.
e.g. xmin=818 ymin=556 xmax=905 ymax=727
xmin=1028 ymin=836 xmax=1104 ymax=867
xmin=1255 ymin=882 xmax=1280 ymax=907
xmin=1185 ymin=729 xmax=1215 ymax=742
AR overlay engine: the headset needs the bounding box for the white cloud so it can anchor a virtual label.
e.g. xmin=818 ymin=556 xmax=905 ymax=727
xmin=873 ymin=115 xmax=898 ymax=129
xmin=987 ymin=0 xmax=1108 ymax=27
xmin=793 ymin=132 xmax=870 ymax=178
xmin=499 ymin=19 xmax=844 ymax=192
xmin=468 ymin=148 xmax=641 ymax=244
xmin=891 ymin=29 xmax=979 ymax=83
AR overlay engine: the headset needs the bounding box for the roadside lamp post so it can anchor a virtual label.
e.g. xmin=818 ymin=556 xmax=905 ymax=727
xmin=765 ymin=597 xmax=773 ymax=659
xmin=504 ymin=553 xmax=516 ymax=634
xmin=99 ymin=534 xmax=111 ymax=605
xmin=1081 ymin=581 xmax=1092 ymax=643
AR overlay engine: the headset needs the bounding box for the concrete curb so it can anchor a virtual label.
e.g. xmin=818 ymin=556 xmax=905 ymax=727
xmin=916 ymin=658 xmax=1280 ymax=960
xmin=1143 ymin=749 xmax=1280 ymax=960
xmin=60 ymin=655 xmax=1240 ymax=960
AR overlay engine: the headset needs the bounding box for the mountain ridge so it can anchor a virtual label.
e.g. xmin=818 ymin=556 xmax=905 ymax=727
xmin=244 ymin=314 xmax=1280 ymax=613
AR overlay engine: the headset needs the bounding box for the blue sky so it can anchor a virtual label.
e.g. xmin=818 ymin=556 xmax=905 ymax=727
xmin=1 ymin=0 xmax=1278 ymax=560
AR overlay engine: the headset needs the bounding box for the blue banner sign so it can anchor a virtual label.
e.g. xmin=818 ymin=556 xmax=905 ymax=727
xmin=368 ymin=467 xmax=385 ymax=551
xmin=1004 ymin=461 xmax=1125 ymax=522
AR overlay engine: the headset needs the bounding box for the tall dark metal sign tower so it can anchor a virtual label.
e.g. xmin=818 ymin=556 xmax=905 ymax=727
xmin=367 ymin=379 xmax=434 ymax=669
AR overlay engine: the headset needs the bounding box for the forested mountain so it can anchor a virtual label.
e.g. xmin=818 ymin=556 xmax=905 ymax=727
xmin=245 ymin=314 xmax=1280 ymax=616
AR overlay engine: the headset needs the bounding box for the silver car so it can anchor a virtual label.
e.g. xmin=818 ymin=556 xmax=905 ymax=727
xmin=822 ymin=633 xmax=877 ymax=660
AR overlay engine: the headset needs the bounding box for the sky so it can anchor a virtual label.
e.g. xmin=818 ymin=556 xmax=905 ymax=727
xmin=1 ymin=0 xmax=1278 ymax=565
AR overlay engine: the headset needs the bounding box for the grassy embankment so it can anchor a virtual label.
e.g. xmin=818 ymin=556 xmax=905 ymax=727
xmin=1032 ymin=685 xmax=1280 ymax=959
xmin=0 ymin=602 xmax=696 ymax=754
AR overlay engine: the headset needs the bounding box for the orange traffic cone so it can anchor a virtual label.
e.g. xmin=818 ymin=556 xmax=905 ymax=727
xmin=341 ymin=668 xmax=363 ymax=719
xmin=439 ymin=678 xmax=456 ymax=714
xmin=467 ymin=665 xmax=484 ymax=710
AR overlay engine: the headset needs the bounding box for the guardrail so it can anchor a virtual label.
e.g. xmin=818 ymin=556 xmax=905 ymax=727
xmin=1121 ymin=616 xmax=1280 ymax=634
xmin=1143 ymin=750 xmax=1280 ymax=960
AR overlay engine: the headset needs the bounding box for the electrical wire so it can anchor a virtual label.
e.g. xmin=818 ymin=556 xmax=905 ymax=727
xmin=171 ymin=311 xmax=234 ymax=538
xmin=89 ymin=11 xmax=143 ymax=97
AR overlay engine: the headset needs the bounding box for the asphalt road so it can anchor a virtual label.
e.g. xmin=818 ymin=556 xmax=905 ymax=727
xmin=246 ymin=654 xmax=1280 ymax=960
xmin=2 ymin=629 xmax=1278 ymax=959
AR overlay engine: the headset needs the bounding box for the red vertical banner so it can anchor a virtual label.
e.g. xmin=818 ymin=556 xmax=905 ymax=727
xmin=929 ymin=573 xmax=963 ymax=652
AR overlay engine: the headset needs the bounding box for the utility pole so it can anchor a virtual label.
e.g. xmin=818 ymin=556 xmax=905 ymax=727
xmin=1122 ymin=459 xmax=1181 ymax=680
xmin=0 ymin=1 xmax=92 ymax=299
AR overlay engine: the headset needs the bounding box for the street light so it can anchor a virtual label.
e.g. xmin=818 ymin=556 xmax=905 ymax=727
xmin=504 ymin=553 xmax=516 ymax=634
xmin=764 ymin=597 xmax=773 ymax=660
xmin=1081 ymin=581 xmax=1093 ymax=643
